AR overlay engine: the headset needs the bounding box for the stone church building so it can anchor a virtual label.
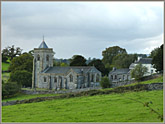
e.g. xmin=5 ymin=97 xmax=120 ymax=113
xmin=32 ymin=40 xmax=102 ymax=90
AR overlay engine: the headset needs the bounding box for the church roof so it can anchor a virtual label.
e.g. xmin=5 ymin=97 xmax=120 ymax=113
xmin=42 ymin=66 xmax=101 ymax=74
xmin=39 ymin=41 xmax=48 ymax=48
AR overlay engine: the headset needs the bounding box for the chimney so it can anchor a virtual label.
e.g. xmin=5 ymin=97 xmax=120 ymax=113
xmin=113 ymin=67 xmax=116 ymax=71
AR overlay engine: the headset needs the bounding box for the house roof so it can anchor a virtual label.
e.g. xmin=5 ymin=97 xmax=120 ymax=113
xmin=39 ymin=41 xmax=48 ymax=48
xmin=134 ymin=58 xmax=152 ymax=64
xmin=42 ymin=66 xmax=101 ymax=74
xmin=109 ymin=68 xmax=130 ymax=75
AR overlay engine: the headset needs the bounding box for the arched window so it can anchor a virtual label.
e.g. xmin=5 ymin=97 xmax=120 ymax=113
xmin=44 ymin=77 xmax=47 ymax=82
xmin=46 ymin=55 xmax=49 ymax=61
xmin=54 ymin=77 xmax=57 ymax=83
xmin=37 ymin=54 xmax=40 ymax=61
xmin=70 ymin=75 xmax=73 ymax=82
xmin=96 ymin=74 xmax=100 ymax=82
xmin=91 ymin=74 xmax=94 ymax=82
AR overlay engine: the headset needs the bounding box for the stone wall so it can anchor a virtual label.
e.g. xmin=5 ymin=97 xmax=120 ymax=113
xmin=21 ymin=87 xmax=102 ymax=95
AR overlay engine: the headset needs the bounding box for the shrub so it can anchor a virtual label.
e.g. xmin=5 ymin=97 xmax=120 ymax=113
xmin=100 ymin=76 xmax=111 ymax=88
xmin=131 ymin=63 xmax=148 ymax=81
xmin=2 ymin=81 xmax=21 ymax=99
xmin=10 ymin=70 xmax=32 ymax=87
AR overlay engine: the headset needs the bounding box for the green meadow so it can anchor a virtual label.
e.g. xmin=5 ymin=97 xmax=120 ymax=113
xmin=2 ymin=90 xmax=163 ymax=122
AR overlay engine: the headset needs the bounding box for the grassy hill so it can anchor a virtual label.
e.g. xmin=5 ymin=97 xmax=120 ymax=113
xmin=2 ymin=62 xmax=10 ymax=82
xmin=2 ymin=90 xmax=163 ymax=122
xmin=2 ymin=75 xmax=163 ymax=122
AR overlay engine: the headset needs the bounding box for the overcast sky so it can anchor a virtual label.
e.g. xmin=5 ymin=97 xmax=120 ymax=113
xmin=2 ymin=2 xmax=164 ymax=59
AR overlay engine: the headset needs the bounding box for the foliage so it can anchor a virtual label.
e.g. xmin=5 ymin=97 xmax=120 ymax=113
xmin=151 ymin=44 xmax=163 ymax=72
xmin=112 ymin=53 xmax=137 ymax=69
xmin=102 ymin=46 xmax=127 ymax=66
xmin=2 ymin=90 xmax=163 ymax=122
xmin=131 ymin=63 xmax=148 ymax=81
xmin=10 ymin=70 xmax=32 ymax=87
xmin=100 ymin=76 xmax=111 ymax=88
xmin=2 ymin=81 xmax=21 ymax=99
xmin=88 ymin=59 xmax=109 ymax=76
xmin=9 ymin=53 xmax=33 ymax=73
xmin=2 ymin=54 xmax=8 ymax=63
xmin=2 ymin=62 xmax=10 ymax=71
xmin=60 ymin=62 xmax=68 ymax=67
xmin=70 ymin=55 xmax=87 ymax=66
xmin=2 ymin=45 xmax=22 ymax=61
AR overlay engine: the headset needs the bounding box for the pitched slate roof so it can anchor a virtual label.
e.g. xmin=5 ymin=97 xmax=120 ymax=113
xmin=39 ymin=41 xmax=48 ymax=48
xmin=109 ymin=68 xmax=130 ymax=75
xmin=42 ymin=66 xmax=101 ymax=74
xmin=134 ymin=58 xmax=152 ymax=64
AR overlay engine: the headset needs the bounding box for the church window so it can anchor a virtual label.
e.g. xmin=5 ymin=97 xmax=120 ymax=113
xmin=91 ymin=74 xmax=94 ymax=82
xmin=44 ymin=77 xmax=47 ymax=82
xmin=37 ymin=54 xmax=40 ymax=61
xmin=96 ymin=74 xmax=100 ymax=82
xmin=54 ymin=77 xmax=57 ymax=83
xmin=46 ymin=55 xmax=49 ymax=61
xmin=70 ymin=75 xmax=73 ymax=82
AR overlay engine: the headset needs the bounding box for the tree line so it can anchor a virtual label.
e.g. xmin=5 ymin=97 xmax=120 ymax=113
xmin=1 ymin=44 xmax=163 ymax=98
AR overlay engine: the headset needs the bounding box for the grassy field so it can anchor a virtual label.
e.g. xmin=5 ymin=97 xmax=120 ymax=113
xmin=2 ymin=62 xmax=10 ymax=82
xmin=2 ymin=62 xmax=10 ymax=71
xmin=2 ymin=90 xmax=163 ymax=122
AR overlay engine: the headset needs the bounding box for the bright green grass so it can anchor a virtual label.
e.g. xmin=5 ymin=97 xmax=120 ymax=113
xmin=2 ymin=90 xmax=163 ymax=122
xmin=2 ymin=62 xmax=10 ymax=71
xmin=2 ymin=93 xmax=60 ymax=102
xmin=125 ymin=76 xmax=163 ymax=87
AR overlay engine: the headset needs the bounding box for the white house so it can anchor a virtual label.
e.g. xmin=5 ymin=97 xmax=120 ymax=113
xmin=129 ymin=57 xmax=157 ymax=76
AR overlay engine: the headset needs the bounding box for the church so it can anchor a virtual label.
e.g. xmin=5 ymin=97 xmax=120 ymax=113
xmin=32 ymin=40 xmax=102 ymax=90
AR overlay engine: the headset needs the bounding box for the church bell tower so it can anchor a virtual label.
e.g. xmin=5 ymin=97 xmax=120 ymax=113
xmin=32 ymin=38 xmax=54 ymax=88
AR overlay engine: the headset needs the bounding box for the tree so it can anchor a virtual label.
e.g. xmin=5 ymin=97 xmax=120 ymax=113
xmin=2 ymin=81 xmax=21 ymax=99
xmin=131 ymin=63 xmax=148 ymax=81
xmin=60 ymin=62 xmax=68 ymax=67
xmin=2 ymin=45 xmax=22 ymax=61
xmin=9 ymin=53 xmax=33 ymax=73
xmin=88 ymin=59 xmax=109 ymax=76
xmin=10 ymin=70 xmax=32 ymax=87
xmin=112 ymin=53 xmax=137 ymax=69
xmin=151 ymin=44 xmax=163 ymax=72
xmin=2 ymin=53 xmax=8 ymax=63
xmin=102 ymin=46 xmax=127 ymax=67
xmin=70 ymin=55 xmax=87 ymax=66
xmin=100 ymin=76 xmax=111 ymax=88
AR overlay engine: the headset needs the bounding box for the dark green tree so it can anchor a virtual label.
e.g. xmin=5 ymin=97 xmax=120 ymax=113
xmin=70 ymin=55 xmax=87 ymax=66
xmin=2 ymin=45 xmax=22 ymax=61
xmin=112 ymin=53 xmax=137 ymax=69
xmin=100 ymin=76 xmax=111 ymax=88
xmin=88 ymin=59 xmax=108 ymax=76
xmin=9 ymin=53 xmax=33 ymax=73
xmin=10 ymin=70 xmax=32 ymax=87
xmin=151 ymin=44 xmax=163 ymax=72
xmin=102 ymin=46 xmax=127 ymax=69
xmin=131 ymin=63 xmax=148 ymax=81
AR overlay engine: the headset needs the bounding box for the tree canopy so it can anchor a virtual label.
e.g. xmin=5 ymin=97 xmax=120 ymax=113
xmin=9 ymin=53 xmax=33 ymax=73
xmin=70 ymin=55 xmax=87 ymax=66
xmin=112 ymin=53 xmax=137 ymax=69
xmin=2 ymin=45 xmax=22 ymax=61
xmin=102 ymin=46 xmax=127 ymax=69
xmin=88 ymin=59 xmax=108 ymax=76
xmin=151 ymin=44 xmax=163 ymax=72
xmin=131 ymin=63 xmax=148 ymax=81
